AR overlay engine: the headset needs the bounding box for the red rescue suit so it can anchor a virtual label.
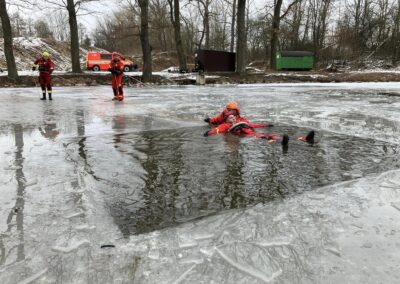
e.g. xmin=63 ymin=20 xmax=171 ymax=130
xmin=109 ymin=59 xmax=124 ymax=100
xmin=206 ymin=114 xmax=271 ymax=135
xmin=209 ymin=107 xmax=241 ymax=125
xmin=33 ymin=57 xmax=54 ymax=99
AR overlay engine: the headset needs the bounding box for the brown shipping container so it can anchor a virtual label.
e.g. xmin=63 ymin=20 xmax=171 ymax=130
xmin=195 ymin=49 xmax=236 ymax=72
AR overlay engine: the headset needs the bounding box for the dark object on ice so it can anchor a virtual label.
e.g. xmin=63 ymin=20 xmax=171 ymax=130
xmin=100 ymin=244 xmax=115 ymax=248
xmin=204 ymin=117 xmax=210 ymax=123
xmin=194 ymin=49 xmax=236 ymax=72
xmin=0 ymin=68 xmax=3 ymax=73
xmin=203 ymin=131 xmax=209 ymax=137
xmin=281 ymin=134 xmax=289 ymax=146
xmin=378 ymin=92 xmax=400 ymax=97
xmin=298 ymin=130 xmax=315 ymax=144
xmin=305 ymin=130 xmax=315 ymax=142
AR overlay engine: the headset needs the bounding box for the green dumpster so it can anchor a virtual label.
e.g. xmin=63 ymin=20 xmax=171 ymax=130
xmin=276 ymin=51 xmax=314 ymax=70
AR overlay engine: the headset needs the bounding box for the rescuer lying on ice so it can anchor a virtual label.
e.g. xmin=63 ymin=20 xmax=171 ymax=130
xmin=203 ymin=101 xmax=315 ymax=145
xmin=203 ymin=101 xmax=273 ymax=127
xmin=108 ymin=54 xmax=125 ymax=101
xmin=32 ymin=51 xmax=54 ymax=100
xmin=204 ymin=114 xmax=290 ymax=145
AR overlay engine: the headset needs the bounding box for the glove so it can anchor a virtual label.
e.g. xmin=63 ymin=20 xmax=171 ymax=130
xmin=32 ymin=66 xmax=36 ymax=71
xmin=267 ymin=124 xmax=274 ymax=127
xmin=204 ymin=117 xmax=210 ymax=123
xmin=203 ymin=131 xmax=209 ymax=137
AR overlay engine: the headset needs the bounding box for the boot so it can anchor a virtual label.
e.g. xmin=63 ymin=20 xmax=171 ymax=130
xmin=281 ymin=134 xmax=289 ymax=146
xmin=305 ymin=130 xmax=315 ymax=142
xmin=118 ymin=86 xmax=123 ymax=97
xmin=48 ymin=93 xmax=52 ymax=100
xmin=40 ymin=93 xmax=46 ymax=100
xmin=112 ymin=88 xmax=118 ymax=100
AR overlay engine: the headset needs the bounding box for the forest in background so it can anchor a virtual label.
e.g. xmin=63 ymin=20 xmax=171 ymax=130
xmin=2 ymin=0 xmax=400 ymax=80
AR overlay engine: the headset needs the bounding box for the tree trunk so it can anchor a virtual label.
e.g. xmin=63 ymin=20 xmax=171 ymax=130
xmin=391 ymin=0 xmax=400 ymax=64
xmin=270 ymin=0 xmax=283 ymax=70
xmin=139 ymin=0 xmax=152 ymax=82
xmin=169 ymin=0 xmax=187 ymax=71
xmin=0 ymin=0 xmax=18 ymax=80
xmin=230 ymin=0 xmax=236 ymax=52
xmin=204 ymin=0 xmax=210 ymax=49
xmin=236 ymin=0 xmax=246 ymax=74
xmin=66 ymin=0 xmax=82 ymax=73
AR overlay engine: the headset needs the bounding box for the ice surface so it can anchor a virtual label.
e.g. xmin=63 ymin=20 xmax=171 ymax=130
xmin=0 ymin=83 xmax=400 ymax=283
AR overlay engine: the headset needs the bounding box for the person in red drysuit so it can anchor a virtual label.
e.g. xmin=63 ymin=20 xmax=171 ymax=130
xmin=204 ymin=114 xmax=288 ymax=145
xmin=32 ymin=51 xmax=54 ymax=100
xmin=204 ymin=101 xmax=241 ymax=125
xmin=204 ymin=114 xmax=270 ymax=136
xmin=108 ymin=54 xmax=124 ymax=101
xmin=204 ymin=101 xmax=273 ymax=127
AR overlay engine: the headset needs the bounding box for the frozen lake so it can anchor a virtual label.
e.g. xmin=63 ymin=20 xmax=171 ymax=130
xmin=1 ymin=83 xmax=400 ymax=283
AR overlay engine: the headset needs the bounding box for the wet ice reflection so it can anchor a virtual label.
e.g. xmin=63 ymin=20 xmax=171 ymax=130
xmin=0 ymin=125 xmax=26 ymax=267
xmin=97 ymin=125 xmax=399 ymax=235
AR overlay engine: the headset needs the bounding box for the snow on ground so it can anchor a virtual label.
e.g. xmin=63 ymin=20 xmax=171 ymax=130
xmin=0 ymin=37 xmax=105 ymax=71
xmin=0 ymin=83 xmax=400 ymax=283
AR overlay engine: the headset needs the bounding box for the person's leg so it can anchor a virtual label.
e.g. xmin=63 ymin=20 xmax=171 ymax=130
xmin=281 ymin=134 xmax=289 ymax=146
xmin=111 ymin=75 xmax=118 ymax=100
xmin=40 ymin=84 xmax=46 ymax=100
xmin=39 ymin=75 xmax=46 ymax=100
xmin=47 ymin=83 xmax=52 ymax=100
xmin=117 ymin=74 xmax=123 ymax=100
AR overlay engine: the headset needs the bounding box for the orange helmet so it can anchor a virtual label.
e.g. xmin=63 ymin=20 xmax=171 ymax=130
xmin=226 ymin=101 xmax=238 ymax=110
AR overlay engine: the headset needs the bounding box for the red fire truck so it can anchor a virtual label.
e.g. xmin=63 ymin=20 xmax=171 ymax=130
xmin=86 ymin=52 xmax=135 ymax=72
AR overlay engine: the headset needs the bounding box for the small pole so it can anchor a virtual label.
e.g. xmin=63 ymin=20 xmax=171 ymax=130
xmin=196 ymin=70 xmax=205 ymax=85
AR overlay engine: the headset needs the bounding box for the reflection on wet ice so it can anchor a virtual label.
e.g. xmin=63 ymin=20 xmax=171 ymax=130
xmin=0 ymin=124 xmax=26 ymax=266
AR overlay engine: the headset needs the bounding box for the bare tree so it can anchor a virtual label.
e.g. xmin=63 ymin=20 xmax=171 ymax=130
xmin=34 ymin=20 xmax=53 ymax=38
xmin=230 ymin=0 xmax=236 ymax=52
xmin=48 ymin=10 xmax=69 ymax=41
xmin=193 ymin=0 xmax=212 ymax=49
xmin=309 ymin=0 xmax=333 ymax=64
xmin=0 ymin=0 xmax=19 ymax=80
xmin=236 ymin=0 xmax=246 ymax=73
xmin=39 ymin=0 xmax=102 ymax=73
xmin=139 ymin=0 xmax=152 ymax=81
xmin=270 ymin=0 xmax=300 ymax=70
xmin=151 ymin=0 xmax=171 ymax=51
xmin=390 ymin=0 xmax=400 ymax=63
xmin=66 ymin=0 xmax=81 ymax=72
xmin=168 ymin=0 xmax=187 ymax=71
xmin=11 ymin=12 xmax=27 ymax=37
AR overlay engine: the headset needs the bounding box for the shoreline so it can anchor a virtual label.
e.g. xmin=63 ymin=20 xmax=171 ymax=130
xmin=1 ymin=71 xmax=400 ymax=87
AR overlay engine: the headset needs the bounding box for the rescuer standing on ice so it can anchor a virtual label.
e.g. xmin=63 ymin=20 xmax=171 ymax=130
xmin=108 ymin=53 xmax=125 ymax=101
xmin=32 ymin=51 xmax=54 ymax=100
